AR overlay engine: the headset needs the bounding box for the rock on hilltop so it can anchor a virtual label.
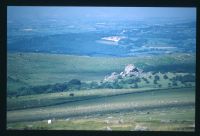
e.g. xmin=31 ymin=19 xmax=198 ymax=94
xmin=104 ymin=64 xmax=143 ymax=82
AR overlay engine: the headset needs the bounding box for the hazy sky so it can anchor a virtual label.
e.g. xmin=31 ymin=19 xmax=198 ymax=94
xmin=8 ymin=7 xmax=196 ymax=21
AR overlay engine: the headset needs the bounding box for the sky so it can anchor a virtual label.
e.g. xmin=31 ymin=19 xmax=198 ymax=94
xmin=8 ymin=7 xmax=196 ymax=21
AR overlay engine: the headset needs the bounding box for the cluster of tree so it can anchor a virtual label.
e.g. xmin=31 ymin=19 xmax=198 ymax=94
xmin=167 ymin=74 xmax=195 ymax=87
xmin=12 ymin=76 xmax=144 ymax=96
xmin=14 ymin=79 xmax=82 ymax=96
xmin=171 ymin=74 xmax=195 ymax=83
xmin=9 ymin=73 xmax=195 ymax=97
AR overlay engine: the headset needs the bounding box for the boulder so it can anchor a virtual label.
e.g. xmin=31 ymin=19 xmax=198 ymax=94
xmin=121 ymin=64 xmax=143 ymax=78
xmin=104 ymin=72 xmax=120 ymax=82
xmin=104 ymin=64 xmax=143 ymax=82
xmin=124 ymin=64 xmax=136 ymax=74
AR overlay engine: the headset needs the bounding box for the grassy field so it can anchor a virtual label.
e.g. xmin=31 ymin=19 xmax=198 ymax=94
xmin=7 ymin=52 xmax=195 ymax=92
xmin=7 ymin=52 xmax=196 ymax=131
xmin=7 ymin=109 xmax=195 ymax=131
xmin=7 ymin=87 xmax=195 ymax=131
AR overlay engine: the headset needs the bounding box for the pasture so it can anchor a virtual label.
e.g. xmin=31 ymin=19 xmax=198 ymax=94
xmin=7 ymin=87 xmax=195 ymax=131
xmin=7 ymin=52 xmax=195 ymax=131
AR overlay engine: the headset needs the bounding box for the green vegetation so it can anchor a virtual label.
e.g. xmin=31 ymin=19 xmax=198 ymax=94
xmin=7 ymin=52 xmax=195 ymax=95
xmin=7 ymin=110 xmax=195 ymax=131
xmin=8 ymin=71 xmax=195 ymax=97
xmin=7 ymin=88 xmax=195 ymax=131
xmin=7 ymin=52 xmax=196 ymax=131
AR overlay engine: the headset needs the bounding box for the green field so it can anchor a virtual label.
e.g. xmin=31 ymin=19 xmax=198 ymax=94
xmin=7 ymin=87 xmax=195 ymax=131
xmin=7 ymin=52 xmax=195 ymax=92
xmin=7 ymin=52 xmax=196 ymax=131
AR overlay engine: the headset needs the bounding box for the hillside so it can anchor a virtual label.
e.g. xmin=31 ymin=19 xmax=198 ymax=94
xmin=7 ymin=52 xmax=195 ymax=96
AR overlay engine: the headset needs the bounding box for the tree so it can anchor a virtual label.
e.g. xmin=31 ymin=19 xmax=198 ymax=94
xmin=142 ymin=77 xmax=147 ymax=82
xmin=181 ymin=74 xmax=195 ymax=83
xmin=68 ymin=79 xmax=81 ymax=85
xmin=163 ymin=74 xmax=168 ymax=79
xmin=68 ymin=79 xmax=81 ymax=90
xmin=154 ymin=75 xmax=160 ymax=81
xmin=52 ymin=83 xmax=68 ymax=92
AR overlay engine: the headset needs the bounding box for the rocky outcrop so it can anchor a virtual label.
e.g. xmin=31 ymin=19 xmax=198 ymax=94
xmin=120 ymin=64 xmax=143 ymax=78
xmin=104 ymin=64 xmax=143 ymax=82
xmin=104 ymin=72 xmax=120 ymax=82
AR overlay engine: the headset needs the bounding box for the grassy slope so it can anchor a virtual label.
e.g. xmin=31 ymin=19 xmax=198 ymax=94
xmin=7 ymin=52 xmax=195 ymax=92
xmin=7 ymin=88 xmax=195 ymax=121
xmin=7 ymin=88 xmax=159 ymax=111
xmin=7 ymin=109 xmax=195 ymax=131
xmin=7 ymin=87 xmax=195 ymax=131
xmin=7 ymin=52 xmax=196 ymax=131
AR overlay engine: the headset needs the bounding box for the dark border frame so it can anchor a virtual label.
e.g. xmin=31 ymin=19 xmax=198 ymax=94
xmin=1 ymin=0 xmax=199 ymax=136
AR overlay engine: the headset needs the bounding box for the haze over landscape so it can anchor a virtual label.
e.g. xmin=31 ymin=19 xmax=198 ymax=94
xmin=8 ymin=7 xmax=196 ymax=56
xmin=7 ymin=7 xmax=196 ymax=131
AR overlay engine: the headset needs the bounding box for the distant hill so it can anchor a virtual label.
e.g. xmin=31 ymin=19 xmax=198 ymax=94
xmin=8 ymin=20 xmax=196 ymax=57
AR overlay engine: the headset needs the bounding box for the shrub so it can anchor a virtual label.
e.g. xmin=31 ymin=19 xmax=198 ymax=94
xmin=172 ymin=74 xmax=195 ymax=83
xmin=52 ymin=83 xmax=68 ymax=92
xmin=154 ymin=75 xmax=160 ymax=81
xmin=68 ymin=79 xmax=81 ymax=85
xmin=90 ymin=81 xmax=99 ymax=89
xmin=142 ymin=77 xmax=148 ymax=82
xmin=68 ymin=79 xmax=81 ymax=90
xmin=172 ymin=82 xmax=178 ymax=86
xmin=181 ymin=75 xmax=195 ymax=82
xmin=69 ymin=93 xmax=74 ymax=96
xmin=142 ymin=77 xmax=149 ymax=84
xmin=163 ymin=75 xmax=168 ymax=79
xmin=100 ymin=82 xmax=112 ymax=89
